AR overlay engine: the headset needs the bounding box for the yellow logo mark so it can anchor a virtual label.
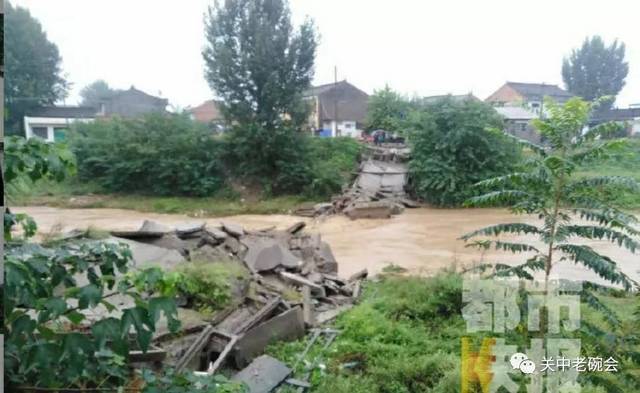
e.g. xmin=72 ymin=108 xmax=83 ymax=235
xmin=461 ymin=337 xmax=496 ymax=393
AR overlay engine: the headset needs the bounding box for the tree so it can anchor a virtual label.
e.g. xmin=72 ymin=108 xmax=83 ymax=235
xmin=408 ymin=97 xmax=521 ymax=206
xmin=562 ymin=36 xmax=629 ymax=102
xmin=79 ymin=79 xmax=119 ymax=108
xmin=4 ymin=1 xmax=69 ymax=134
xmin=365 ymin=85 xmax=410 ymax=133
xmin=202 ymin=0 xmax=317 ymax=129
xmin=462 ymin=98 xmax=639 ymax=292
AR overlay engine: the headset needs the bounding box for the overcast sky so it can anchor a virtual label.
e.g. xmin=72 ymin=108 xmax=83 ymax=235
xmin=13 ymin=0 xmax=640 ymax=108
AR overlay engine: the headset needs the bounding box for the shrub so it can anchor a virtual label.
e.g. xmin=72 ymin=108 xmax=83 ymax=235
xmin=408 ymin=98 xmax=521 ymax=206
xmin=175 ymin=260 xmax=249 ymax=315
xmin=305 ymin=137 xmax=362 ymax=198
xmin=222 ymin=122 xmax=314 ymax=195
xmin=70 ymin=113 xmax=226 ymax=196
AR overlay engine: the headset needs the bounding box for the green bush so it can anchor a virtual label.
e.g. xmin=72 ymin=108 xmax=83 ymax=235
xmin=70 ymin=114 xmax=226 ymax=196
xmin=408 ymin=98 xmax=521 ymax=206
xmin=305 ymin=137 xmax=362 ymax=198
xmin=223 ymin=123 xmax=361 ymax=198
xmin=175 ymin=260 xmax=249 ymax=315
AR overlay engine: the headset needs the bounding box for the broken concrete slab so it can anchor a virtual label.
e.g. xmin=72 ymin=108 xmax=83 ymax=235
xmin=140 ymin=220 xmax=172 ymax=234
xmin=234 ymin=307 xmax=305 ymax=367
xmin=344 ymin=201 xmax=392 ymax=220
xmin=221 ymin=222 xmax=245 ymax=238
xmin=189 ymin=244 xmax=230 ymax=262
xmin=110 ymin=237 xmax=185 ymax=269
xmin=315 ymin=242 xmax=338 ymax=274
xmin=279 ymin=272 xmax=326 ymax=298
xmin=348 ymin=268 xmax=368 ymax=282
xmin=286 ymin=221 xmax=306 ymax=235
xmin=233 ymin=297 xmax=282 ymax=335
xmin=232 ymin=355 xmax=292 ymax=393
xmin=206 ymin=227 xmax=229 ymax=241
xmin=175 ymin=222 xmax=206 ymax=239
xmin=242 ymin=238 xmax=302 ymax=272
xmin=316 ymin=304 xmax=353 ymax=325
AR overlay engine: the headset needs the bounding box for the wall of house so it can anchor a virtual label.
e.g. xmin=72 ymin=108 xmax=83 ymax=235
xmin=321 ymin=120 xmax=362 ymax=138
xmin=485 ymin=85 xmax=524 ymax=106
xmin=105 ymin=93 xmax=167 ymax=118
xmin=24 ymin=117 xmax=94 ymax=142
xmin=504 ymin=120 xmax=541 ymax=144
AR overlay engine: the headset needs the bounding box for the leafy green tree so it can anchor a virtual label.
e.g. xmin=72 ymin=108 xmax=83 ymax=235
xmin=562 ymin=36 xmax=628 ymax=103
xmin=408 ymin=97 xmax=521 ymax=206
xmin=79 ymin=79 xmax=120 ymax=108
xmin=202 ymin=0 xmax=317 ymax=128
xmin=365 ymin=85 xmax=410 ymax=133
xmin=4 ymin=1 xmax=69 ymax=134
xmin=462 ymin=98 xmax=639 ymax=291
xmin=203 ymin=0 xmax=318 ymax=192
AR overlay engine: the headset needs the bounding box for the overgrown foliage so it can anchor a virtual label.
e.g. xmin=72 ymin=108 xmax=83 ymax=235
xmin=462 ymin=97 xmax=639 ymax=290
xmin=175 ymin=260 xmax=249 ymax=315
xmin=268 ymin=273 xmax=640 ymax=393
xmin=4 ymin=1 xmax=69 ymax=134
xmin=408 ymin=97 xmax=521 ymax=206
xmin=305 ymin=137 xmax=362 ymax=197
xmin=365 ymin=85 xmax=410 ymax=134
xmin=4 ymin=241 xmax=181 ymax=389
xmin=562 ymin=36 xmax=628 ymax=103
xmin=70 ymin=113 xmax=227 ymax=196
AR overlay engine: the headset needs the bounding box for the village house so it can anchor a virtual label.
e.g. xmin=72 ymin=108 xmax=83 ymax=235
xmin=589 ymin=105 xmax=640 ymax=137
xmin=485 ymin=81 xmax=573 ymax=115
xmin=303 ymin=80 xmax=369 ymax=138
xmin=24 ymin=87 xmax=168 ymax=142
xmin=494 ymin=106 xmax=541 ymax=143
xmin=187 ymin=99 xmax=225 ymax=133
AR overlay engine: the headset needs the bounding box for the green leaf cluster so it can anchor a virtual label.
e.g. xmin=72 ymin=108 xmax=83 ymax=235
xmin=408 ymin=97 xmax=522 ymax=206
xmin=463 ymin=97 xmax=639 ymax=290
xmin=4 ymin=241 xmax=182 ymax=389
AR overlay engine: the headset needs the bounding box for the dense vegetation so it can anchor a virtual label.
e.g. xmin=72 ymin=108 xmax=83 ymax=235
xmin=67 ymin=113 xmax=361 ymax=200
xmin=71 ymin=114 xmax=227 ymax=197
xmin=268 ymin=272 xmax=640 ymax=393
xmin=408 ymin=97 xmax=521 ymax=206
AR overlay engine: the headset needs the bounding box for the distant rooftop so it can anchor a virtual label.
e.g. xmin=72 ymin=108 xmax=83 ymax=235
xmin=27 ymin=106 xmax=97 ymax=119
xmin=505 ymin=82 xmax=573 ymax=100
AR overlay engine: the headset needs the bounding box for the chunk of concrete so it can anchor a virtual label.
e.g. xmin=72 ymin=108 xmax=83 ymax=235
xmin=176 ymin=222 xmax=206 ymax=238
xmin=348 ymin=269 xmax=368 ymax=282
xmin=233 ymin=307 xmax=305 ymax=367
xmin=110 ymin=238 xmax=185 ymax=270
xmin=243 ymin=238 xmax=302 ymax=272
xmin=316 ymin=305 xmax=353 ymax=325
xmin=279 ymin=272 xmax=325 ymax=298
xmin=221 ymin=222 xmax=245 ymax=237
xmin=232 ymin=355 xmax=292 ymax=393
xmin=285 ymin=221 xmax=306 ymax=235
xmin=344 ymin=201 xmax=392 ymax=220
xmin=140 ymin=220 xmax=172 ymax=234
xmin=206 ymin=227 xmax=229 ymax=241
xmin=315 ymin=242 xmax=338 ymax=274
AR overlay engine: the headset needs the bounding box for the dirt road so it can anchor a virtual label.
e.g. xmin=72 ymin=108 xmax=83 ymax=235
xmin=14 ymin=206 xmax=640 ymax=285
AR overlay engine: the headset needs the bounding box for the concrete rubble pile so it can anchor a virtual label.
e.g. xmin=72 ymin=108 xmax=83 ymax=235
xmin=110 ymin=219 xmax=367 ymax=389
xmin=297 ymin=144 xmax=418 ymax=219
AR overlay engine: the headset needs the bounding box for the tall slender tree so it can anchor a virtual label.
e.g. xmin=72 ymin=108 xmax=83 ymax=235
xmin=4 ymin=1 xmax=68 ymax=134
xmin=202 ymin=0 xmax=317 ymax=129
xmin=562 ymin=36 xmax=628 ymax=103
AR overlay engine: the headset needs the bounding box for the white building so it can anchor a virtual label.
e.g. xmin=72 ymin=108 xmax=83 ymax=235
xmin=24 ymin=107 xmax=97 ymax=142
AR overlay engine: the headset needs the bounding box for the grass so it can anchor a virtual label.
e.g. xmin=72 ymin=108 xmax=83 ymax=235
xmin=266 ymin=272 xmax=640 ymax=393
xmin=575 ymin=138 xmax=640 ymax=210
xmin=11 ymin=177 xmax=319 ymax=217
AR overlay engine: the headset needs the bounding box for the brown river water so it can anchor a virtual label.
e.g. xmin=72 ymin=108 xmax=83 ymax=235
xmin=13 ymin=206 xmax=640 ymax=286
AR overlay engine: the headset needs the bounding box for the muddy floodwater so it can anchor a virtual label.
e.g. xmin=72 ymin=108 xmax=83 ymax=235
xmin=14 ymin=206 xmax=640 ymax=286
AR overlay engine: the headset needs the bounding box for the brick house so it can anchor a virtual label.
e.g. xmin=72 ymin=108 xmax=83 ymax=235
xmin=485 ymin=82 xmax=573 ymax=115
